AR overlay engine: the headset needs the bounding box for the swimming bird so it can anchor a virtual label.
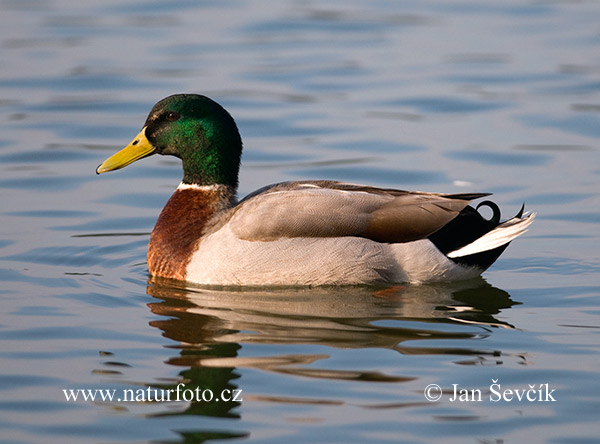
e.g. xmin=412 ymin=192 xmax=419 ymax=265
xmin=96 ymin=94 xmax=534 ymax=286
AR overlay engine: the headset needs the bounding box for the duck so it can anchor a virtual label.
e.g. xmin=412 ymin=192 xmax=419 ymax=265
xmin=96 ymin=94 xmax=535 ymax=286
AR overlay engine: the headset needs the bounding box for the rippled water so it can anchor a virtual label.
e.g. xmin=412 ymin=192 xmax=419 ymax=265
xmin=1 ymin=1 xmax=599 ymax=443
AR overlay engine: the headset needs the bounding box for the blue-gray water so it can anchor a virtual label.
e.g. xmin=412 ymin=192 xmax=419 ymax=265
xmin=1 ymin=1 xmax=599 ymax=443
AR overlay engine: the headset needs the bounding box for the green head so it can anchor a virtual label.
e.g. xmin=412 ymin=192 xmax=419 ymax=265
xmin=97 ymin=94 xmax=243 ymax=188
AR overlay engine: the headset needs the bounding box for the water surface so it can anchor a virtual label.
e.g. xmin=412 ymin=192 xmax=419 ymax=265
xmin=1 ymin=1 xmax=599 ymax=443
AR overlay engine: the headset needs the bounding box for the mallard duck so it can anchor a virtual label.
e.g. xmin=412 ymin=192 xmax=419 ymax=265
xmin=97 ymin=94 xmax=534 ymax=286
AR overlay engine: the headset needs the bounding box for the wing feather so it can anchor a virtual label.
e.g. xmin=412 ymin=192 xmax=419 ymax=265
xmin=230 ymin=181 xmax=488 ymax=243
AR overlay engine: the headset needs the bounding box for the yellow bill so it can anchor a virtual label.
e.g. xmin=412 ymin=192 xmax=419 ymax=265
xmin=96 ymin=127 xmax=156 ymax=174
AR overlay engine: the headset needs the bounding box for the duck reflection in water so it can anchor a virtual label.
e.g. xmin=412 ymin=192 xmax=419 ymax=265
xmin=144 ymin=278 xmax=521 ymax=419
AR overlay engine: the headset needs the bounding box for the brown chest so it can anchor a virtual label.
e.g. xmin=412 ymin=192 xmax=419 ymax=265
xmin=147 ymin=188 xmax=222 ymax=280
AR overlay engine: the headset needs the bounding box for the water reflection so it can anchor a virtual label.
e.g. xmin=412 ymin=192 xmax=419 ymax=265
xmin=145 ymin=278 xmax=519 ymax=421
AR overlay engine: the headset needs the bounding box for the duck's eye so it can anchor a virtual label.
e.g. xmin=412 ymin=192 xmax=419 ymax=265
xmin=165 ymin=111 xmax=180 ymax=121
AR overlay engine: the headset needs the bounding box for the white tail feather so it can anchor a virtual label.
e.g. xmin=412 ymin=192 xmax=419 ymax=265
xmin=447 ymin=212 xmax=536 ymax=258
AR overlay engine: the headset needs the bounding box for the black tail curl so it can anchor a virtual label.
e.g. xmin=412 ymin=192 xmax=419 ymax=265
xmin=476 ymin=200 xmax=501 ymax=225
xmin=428 ymin=201 xmax=510 ymax=270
